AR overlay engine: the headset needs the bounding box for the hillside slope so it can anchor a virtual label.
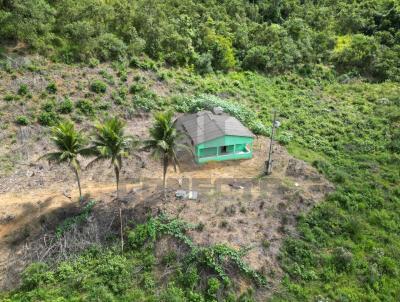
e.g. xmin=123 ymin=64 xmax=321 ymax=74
xmin=0 ymin=54 xmax=399 ymax=301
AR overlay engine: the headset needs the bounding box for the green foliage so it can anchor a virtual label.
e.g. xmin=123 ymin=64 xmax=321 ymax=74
xmin=88 ymin=57 xmax=100 ymax=68
xmin=76 ymin=99 xmax=95 ymax=116
xmin=15 ymin=115 xmax=30 ymax=126
xmin=17 ymin=84 xmax=29 ymax=96
xmin=94 ymin=33 xmax=127 ymax=61
xmin=203 ymin=29 xmax=236 ymax=71
xmin=57 ymin=98 xmax=73 ymax=114
xmin=40 ymin=120 xmax=87 ymax=197
xmin=21 ymin=263 xmax=54 ymax=291
xmin=0 ymin=0 xmax=399 ymax=80
xmin=46 ymin=81 xmax=57 ymax=94
xmin=129 ymin=83 xmax=146 ymax=94
xmin=174 ymin=94 xmax=274 ymax=138
xmin=55 ymin=200 xmax=96 ymax=238
xmin=37 ymin=111 xmax=59 ymax=126
xmin=127 ymin=216 xmax=266 ymax=287
xmin=3 ymin=94 xmax=16 ymax=102
xmin=194 ymin=53 xmax=213 ymax=75
xmin=90 ymin=80 xmax=107 ymax=94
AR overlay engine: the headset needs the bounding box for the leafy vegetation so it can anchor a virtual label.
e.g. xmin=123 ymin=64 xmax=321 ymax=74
xmin=2 ymin=216 xmax=262 ymax=301
xmin=55 ymin=200 xmax=96 ymax=239
xmin=1 ymin=0 xmax=399 ymax=81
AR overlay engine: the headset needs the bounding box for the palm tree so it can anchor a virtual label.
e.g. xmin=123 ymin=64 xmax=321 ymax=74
xmin=40 ymin=121 xmax=86 ymax=199
xmin=143 ymin=111 xmax=188 ymax=198
xmin=86 ymin=116 xmax=136 ymax=199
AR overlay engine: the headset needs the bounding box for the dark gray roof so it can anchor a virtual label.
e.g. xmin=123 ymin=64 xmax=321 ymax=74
xmin=175 ymin=111 xmax=254 ymax=145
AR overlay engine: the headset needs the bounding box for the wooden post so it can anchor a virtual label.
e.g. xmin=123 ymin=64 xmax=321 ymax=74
xmin=266 ymin=110 xmax=277 ymax=175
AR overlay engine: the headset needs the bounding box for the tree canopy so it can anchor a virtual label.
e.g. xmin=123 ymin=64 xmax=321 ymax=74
xmin=0 ymin=0 xmax=399 ymax=80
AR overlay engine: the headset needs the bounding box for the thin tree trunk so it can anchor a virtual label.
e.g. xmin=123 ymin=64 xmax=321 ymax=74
xmin=163 ymin=155 xmax=168 ymax=199
xmin=73 ymin=167 xmax=82 ymax=200
xmin=115 ymin=166 xmax=120 ymax=200
xmin=120 ymin=207 xmax=124 ymax=253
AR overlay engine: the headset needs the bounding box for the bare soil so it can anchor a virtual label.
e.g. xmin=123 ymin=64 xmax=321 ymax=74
xmin=0 ymin=116 xmax=333 ymax=299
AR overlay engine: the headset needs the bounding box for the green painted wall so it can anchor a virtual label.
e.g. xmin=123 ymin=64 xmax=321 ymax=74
xmin=195 ymin=135 xmax=253 ymax=164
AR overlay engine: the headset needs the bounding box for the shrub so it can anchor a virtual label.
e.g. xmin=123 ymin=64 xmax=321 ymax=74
xmin=332 ymin=247 xmax=353 ymax=272
xmin=332 ymin=34 xmax=379 ymax=76
xmin=133 ymin=96 xmax=157 ymax=112
xmin=15 ymin=115 xmax=30 ymax=126
xmin=38 ymin=111 xmax=59 ymax=126
xmin=204 ymin=30 xmax=236 ymax=71
xmin=88 ymin=57 xmax=100 ymax=68
xmin=90 ymin=80 xmax=107 ymax=93
xmin=76 ymin=99 xmax=95 ymax=115
xmin=242 ymin=46 xmax=269 ymax=72
xmin=207 ymin=277 xmax=220 ymax=298
xmin=94 ymin=33 xmax=127 ymax=61
xmin=41 ymin=100 xmax=56 ymax=112
xmin=46 ymin=81 xmax=57 ymax=94
xmin=4 ymin=94 xmax=16 ymax=102
xmin=58 ymin=98 xmax=74 ymax=114
xmin=18 ymin=84 xmax=29 ymax=96
xmin=160 ymin=283 xmax=186 ymax=302
xmin=21 ymin=263 xmax=54 ymax=290
xmin=194 ymin=53 xmax=214 ymax=75
xmin=129 ymin=83 xmax=146 ymax=94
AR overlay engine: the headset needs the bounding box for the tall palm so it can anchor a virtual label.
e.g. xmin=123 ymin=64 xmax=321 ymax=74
xmin=40 ymin=121 xmax=86 ymax=199
xmin=143 ymin=111 xmax=188 ymax=198
xmin=86 ymin=117 xmax=136 ymax=199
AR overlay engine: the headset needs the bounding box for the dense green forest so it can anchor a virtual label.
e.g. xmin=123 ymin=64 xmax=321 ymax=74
xmin=0 ymin=0 xmax=399 ymax=80
xmin=0 ymin=0 xmax=400 ymax=302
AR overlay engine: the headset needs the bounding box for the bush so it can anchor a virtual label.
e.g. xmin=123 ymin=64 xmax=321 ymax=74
xmin=94 ymin=33 xmax=127 ymax=61
xmin=76 ymin=99 xmax=95 ymax=115
xmin=207 ymin=277 xmax=220 ymax=299
xmin=242 ymin=46 xmax=269 ymax=72
xmin=88 ymin=57 xmax=100 ymax=68
xmin=160 ymin=284 xmax=186 ymax=302
xmin=46 ymin=81 xmax=57 ymax=94
xmin=194 ymin=53 xmax=213 ymax=75
xmin=21 ymin=263 xmax=54 ymax=290
xmin=42 ymin=100 xmax=56 ymax=112
xmin=15 ymin=115 xmax=30 ymax=126
xmin=332 ymin=34 xmax=379 ymax=76
xmin=332 ymin=247 xmax=353 ymax=272
xmin=203 ymin=30 xmax=236 ymax=71
xmin=90 ymin=80 xmax=107 ymax=93
xmin=4 ymin=94 xmax=16 ymax=102
xmin=38 ymin=111 xmax=59 ymax=126
xmin=129 ymin=83 xmax=146 ymax=94
xmin=18 ymin=84 xmax=29 ymax=96
xmin=58 ymin=98 xmax=74 ymax=114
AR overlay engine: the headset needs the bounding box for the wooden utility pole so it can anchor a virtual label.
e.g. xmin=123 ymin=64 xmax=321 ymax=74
xmin=265 ymin=110 xmax=277 ymax=175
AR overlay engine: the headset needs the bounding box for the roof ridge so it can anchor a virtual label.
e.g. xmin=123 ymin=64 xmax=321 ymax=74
xmin=207 ymin=112 xmax=225 ymax=135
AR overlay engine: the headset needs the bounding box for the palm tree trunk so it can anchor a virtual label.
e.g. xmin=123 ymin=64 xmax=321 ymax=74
xmin=115 ymin=166 xmax=120 ymax=200
xmin=73 ymin=167 xmax=82 ymax=200
xmin=163 ymin=155 xmax=168 ymax=199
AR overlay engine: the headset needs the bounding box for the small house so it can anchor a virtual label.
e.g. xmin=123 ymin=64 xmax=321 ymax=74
xmin=175 ymin=109 xmax=254 ymax=164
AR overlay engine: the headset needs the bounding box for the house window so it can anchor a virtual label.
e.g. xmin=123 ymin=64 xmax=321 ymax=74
xmin=199 ymin=147 xmax=218 ymax=158
xmin=220 ymin=145 xmax=234 ymax=155
xmin=235 ymin=144 xmax=251 ymax=153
